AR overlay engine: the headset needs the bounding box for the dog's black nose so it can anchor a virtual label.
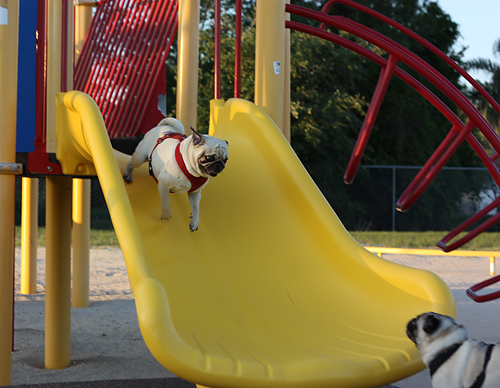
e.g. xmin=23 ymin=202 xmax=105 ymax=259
xmin=214 ymin=162 xmax=224 ymax=173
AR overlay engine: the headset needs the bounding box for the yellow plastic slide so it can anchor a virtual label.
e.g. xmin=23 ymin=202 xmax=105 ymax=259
xmin=57 ymin=91 xmax=455 ymax=388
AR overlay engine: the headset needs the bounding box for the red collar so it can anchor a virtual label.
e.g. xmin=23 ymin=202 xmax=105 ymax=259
xmin=148 ymin=132 xmax=208 ymax=192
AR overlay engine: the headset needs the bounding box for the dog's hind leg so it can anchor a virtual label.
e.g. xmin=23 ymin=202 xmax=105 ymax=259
xmin=123 ymin=143 xmax=149 ymax=183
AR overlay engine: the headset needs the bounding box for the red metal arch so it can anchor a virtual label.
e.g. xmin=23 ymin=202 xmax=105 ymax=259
xmin=467 ymin=274 xmax=500 ymax=303
xmin=286 ymin=2 xmax=500 ymax=251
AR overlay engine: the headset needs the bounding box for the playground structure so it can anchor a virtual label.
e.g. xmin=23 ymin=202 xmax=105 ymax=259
xmin=0 ymin=0 xmax=499 ymax=387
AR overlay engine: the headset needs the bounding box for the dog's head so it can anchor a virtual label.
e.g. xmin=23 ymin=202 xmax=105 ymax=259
xmin=190 ymin=127 xmax=229 ymax=177
xmin=406 ymin=312 xmax=468 ymax=357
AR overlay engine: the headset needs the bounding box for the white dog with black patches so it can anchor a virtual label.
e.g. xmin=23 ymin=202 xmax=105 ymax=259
xmin=123 ymin=118 xmax=228 ymax=232
xmin=406 ymin=312 xmax=500 ymax=388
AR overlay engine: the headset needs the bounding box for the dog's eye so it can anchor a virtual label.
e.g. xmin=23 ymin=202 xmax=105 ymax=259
xmin=205 ymin=155 xmax=214 ymax=162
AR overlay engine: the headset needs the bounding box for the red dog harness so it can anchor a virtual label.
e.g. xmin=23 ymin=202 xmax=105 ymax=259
xmin=148 ymin=132 xmax=208 ymax=192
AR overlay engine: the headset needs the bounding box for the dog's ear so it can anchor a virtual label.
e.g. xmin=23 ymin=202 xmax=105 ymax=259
xmin=191 ymin=127 xmax=206 ymax=146
xmin=423 ymin=314 xmax=441 ymax=334
xmin=224 ymin=140 xmax=229 ymax=146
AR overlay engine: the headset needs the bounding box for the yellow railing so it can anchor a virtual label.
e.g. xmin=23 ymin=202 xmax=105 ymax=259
xmin=365 ymin=247 xmax=497 ymax=276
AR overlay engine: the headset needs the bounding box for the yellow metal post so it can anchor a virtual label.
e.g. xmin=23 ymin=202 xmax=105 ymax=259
xmin=282 ymin=0 xmax=291 ymax=142
xmin=45 ymin=0 xmax=62 ymax=154
xmin=75 ymin=3 xmax=92 ymax=58
xmin=255 ymin=0 xmax=286 ymax=133
xmin=21 ymin=177 xmax=38 ymax=294
xmin=366 ymin=247 xmax=499 ymax=275
xmin=177 ymin=0 xmax=200 ymax=130
xmin=45 ymin=176 xmax=72 ymax=370
xmin=44 ymin=0 xmax=74 ymax=369
xmin=72 ymin=2 xmax=92 ymax=308
xmin=64 ymin=0 xmax=73 ymax=90
xmin=72 ymin=179 xmax=90 ymax=307
xmin=0 ymin=2 xmax=19 ymax=385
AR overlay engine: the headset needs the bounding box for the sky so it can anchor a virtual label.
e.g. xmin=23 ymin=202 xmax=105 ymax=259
xmin=0 ymin=6 xmax=7 ymax=25
xmin=437 ymin=0 xmax=500 ymax=83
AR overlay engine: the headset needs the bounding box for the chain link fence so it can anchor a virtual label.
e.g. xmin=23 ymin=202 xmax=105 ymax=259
xmin=330 ymin=166 xmax=500 ymax=231
xmin=14 ymin=166 xmax=500 ymax=232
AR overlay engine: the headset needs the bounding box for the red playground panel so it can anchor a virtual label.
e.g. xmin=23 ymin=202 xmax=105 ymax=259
xmin=74 ymin=0 xmax=178 ymax=138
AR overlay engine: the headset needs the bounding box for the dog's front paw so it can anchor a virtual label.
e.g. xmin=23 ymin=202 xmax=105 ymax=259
xmin=123 ymin=173 xmax=133 ymax=184
xmin=189 ymin=214 xmax=199 ymax=232
xmin=123 ymin=163 xmax=134 ymax=183
xmin=161 ymin=209 xmax=172 ymax=220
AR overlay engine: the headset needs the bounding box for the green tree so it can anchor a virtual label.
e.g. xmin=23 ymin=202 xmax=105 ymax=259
xmin=466 ymin=38 xmax=500 ymax=135
xmin=167 ymin=0 xmax=487 ymax=231
xmin=197 ymin=1 xmax=256 ymax=131
xmin=165 ymin=0 xmax=256 ymax=124
xmin=289 ymin=30 xmax=371 ymax=226
xmin=289 ymin=0 xmax=483 ymax=229
xmin=321 ymin=0 xmax=477 ymax=167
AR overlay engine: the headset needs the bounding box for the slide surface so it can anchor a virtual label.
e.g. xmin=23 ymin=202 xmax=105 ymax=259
xmin=58 ymin=92 xmax=455 ymax=388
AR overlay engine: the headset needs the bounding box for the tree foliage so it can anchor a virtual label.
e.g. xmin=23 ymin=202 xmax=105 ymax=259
xmin=164 ymin=0 xmax=490 ymax=230
xmin=466 ymin=38 xmax=500 ymax=139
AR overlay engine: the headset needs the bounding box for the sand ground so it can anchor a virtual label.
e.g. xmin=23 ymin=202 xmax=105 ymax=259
xmin=9 ymin=247 xmax=500 ymax=387
xmin=12 ymin=247 xmax=176 ymax=386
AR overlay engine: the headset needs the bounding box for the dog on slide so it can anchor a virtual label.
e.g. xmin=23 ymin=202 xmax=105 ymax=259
xmin=406 ymin=312 xmax=500 ymax=388
xmin=123 ymin=118 xmax=228 ymax=232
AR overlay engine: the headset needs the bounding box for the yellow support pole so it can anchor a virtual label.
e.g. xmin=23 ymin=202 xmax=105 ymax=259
xmin=282 ymin=0 xmax=291 ymax=142
xmin=45 ymin=0 xmax=62 ymax=154
xmin=177 ymin=0 xmax=200 ymax=130
xmin=64 ymin=0 xmax=73 ymax=91
xmin=44 ymin=0 xmax=74 ymax=370
xmin=255 ymin=0 xmax=286 ymax=133
xmin=72 ymin=2 xmax=92 ymax=308
xmin=0 ymin=2 xmax=19 ymax=385
xmin=72 ymin=179 xmax=90 ymax=307
xmin=45 ymin=176 xmax=72 ymax=370
xmin=21 ymin=177 xmax=38 ymax=295
xmin=75 ymin=3 xmax=92 ymax=58
xmin=366 ymin=247 xmax=498 ymax=275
